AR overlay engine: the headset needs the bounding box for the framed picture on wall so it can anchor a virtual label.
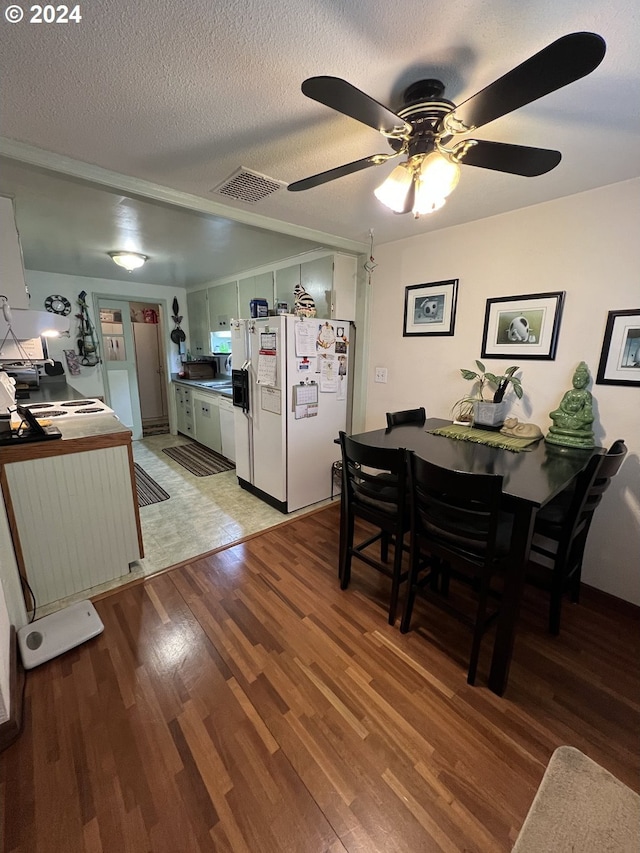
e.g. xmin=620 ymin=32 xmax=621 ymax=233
xmin=596 ymin=309 xmax=640 ymax=386
xmin=481 ymin=291 xmax=565 ymax=360
xmin=403 ymin=279 xmax=458 ymax=337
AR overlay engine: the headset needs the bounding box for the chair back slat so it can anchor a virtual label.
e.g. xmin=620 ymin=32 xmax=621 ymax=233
xmin=582 ymin=440 xmax=627 ymax=515
xmin=528 ymin=439 xmax=627 ymax=635
xmin=410 ymin=454 xmax=504 ymax=566
xmin=338 ymin=431 xmax=411 ymax=625
xmin=386 ymin=407 xmax=426 ymax=429
xmin=402 ymin=453 xmax=507 ymax=685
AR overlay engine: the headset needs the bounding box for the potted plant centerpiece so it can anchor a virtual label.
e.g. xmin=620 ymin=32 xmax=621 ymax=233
xmin=453 ymin=361 xmax=523 ymax=429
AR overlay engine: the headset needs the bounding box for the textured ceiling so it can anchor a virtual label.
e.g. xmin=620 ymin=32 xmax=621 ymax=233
xmin=0 ymin=0 xmax=639 ymax=285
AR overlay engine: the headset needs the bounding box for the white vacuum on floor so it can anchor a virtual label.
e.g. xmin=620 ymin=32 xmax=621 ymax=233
xmin=17 ymin=600 xmax=104 ymax=669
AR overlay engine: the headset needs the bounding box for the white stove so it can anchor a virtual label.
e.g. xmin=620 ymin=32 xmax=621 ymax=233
xmin=23 ymin=399 xmax=115 ymax=419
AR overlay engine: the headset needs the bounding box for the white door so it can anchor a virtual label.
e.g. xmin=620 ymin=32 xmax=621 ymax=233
xmin=133 ymin=323 xmax=167 ymax=421
xmin=97 ymin=299 xmax=143 ymax=439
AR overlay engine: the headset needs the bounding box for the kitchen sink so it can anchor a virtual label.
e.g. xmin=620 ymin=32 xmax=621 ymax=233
xmin=196 ymin=381 xmax=232 ymax=390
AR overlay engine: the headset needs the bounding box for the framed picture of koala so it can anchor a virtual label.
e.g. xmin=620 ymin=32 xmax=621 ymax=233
xmin=403 ymin=279 xmax=458 ymax=337
xmin=481 ymin=291 xmax=565 ymax=360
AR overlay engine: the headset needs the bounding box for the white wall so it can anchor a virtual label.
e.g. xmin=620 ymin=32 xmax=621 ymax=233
xmin=366 ymin=178 xmax=640 ymax=605
xmin=24 ymin=270 xmax=190 ymax=396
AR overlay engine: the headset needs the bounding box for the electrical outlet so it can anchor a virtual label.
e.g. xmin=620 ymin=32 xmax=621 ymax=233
xmin=374 ymin=367 xmax=388 ymax=383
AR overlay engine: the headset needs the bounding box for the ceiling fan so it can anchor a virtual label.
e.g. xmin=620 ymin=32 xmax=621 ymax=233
xmin=287 ymin=32 xmax=606 ymax=216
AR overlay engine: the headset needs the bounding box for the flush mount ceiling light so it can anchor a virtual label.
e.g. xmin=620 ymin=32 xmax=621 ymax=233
xmin=287 ymin=33 xmax=606 ymax=216
xmin=109 ymin=251 xmax=148 ymax=272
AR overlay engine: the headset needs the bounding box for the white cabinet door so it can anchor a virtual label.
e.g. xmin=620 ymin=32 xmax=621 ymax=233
xmin=219 ymin=397 xmax=236 ymax=462
xmin=0 ymin=196 xmax=29 ymax=309
xmin=301 ymin=256 xmax=333 ymax=319
xmin=187 ymin=290 xmax=209 ymax=357
xmin=208 ymin=281 xmax=238 ymax=330
xmin=238 ymin=271 xmax=273 ymax=317
xmin=194 ymin=393 xmax=222 ymax=454
xmin=175 ymin=384 xmax=194 ymax=437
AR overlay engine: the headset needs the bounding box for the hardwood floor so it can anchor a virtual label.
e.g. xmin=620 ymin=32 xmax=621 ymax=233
xmin=1 ymin=503 xmax=638 ymax=852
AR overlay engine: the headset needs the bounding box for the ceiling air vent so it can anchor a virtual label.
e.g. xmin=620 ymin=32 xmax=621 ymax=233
xmin=210 ymin=168 xmax=285 ymax=204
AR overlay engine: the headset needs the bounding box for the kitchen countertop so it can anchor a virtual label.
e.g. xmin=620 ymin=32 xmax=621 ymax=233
xmin=17 ymin=377 xmax=87 ymax=404
xmin=0 ymin=413 xmax=131 ymax=464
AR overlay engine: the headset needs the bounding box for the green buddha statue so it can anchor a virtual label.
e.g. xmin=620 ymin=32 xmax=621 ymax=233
xmin=545 ymin=361 xmax=595 ymax=449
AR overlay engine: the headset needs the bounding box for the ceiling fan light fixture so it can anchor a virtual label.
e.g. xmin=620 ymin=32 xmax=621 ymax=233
xmin=412 ymin=151 xmax=460 ymax=216
xmin=109 ymin=251 xmax=148 ymax=272
xmin=373 ymin=162 xmax=414 ymax=213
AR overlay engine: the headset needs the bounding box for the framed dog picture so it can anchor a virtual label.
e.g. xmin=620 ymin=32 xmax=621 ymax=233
xmin=596 ymin=309 xmax=640 ymax=386
xmin=403 ymin=279 xmax=458 ymax=337
xmin=481 ymin=292 xmax=565 ymax=360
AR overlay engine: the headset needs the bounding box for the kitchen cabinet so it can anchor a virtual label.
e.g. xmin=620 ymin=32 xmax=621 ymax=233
xmin=193 ymin=393 xmax=222 ymax=455
xmin=208 ymin=281 xmax=238 ymax=330
xmin=238 ymin=271 xmax=274 ymax=317
xmin=274 ymin=254 xmax=357 ymax=320
xmin=175 ymin=384 xmax=194 ymax=438
xmin=186 ymin=289 xmax=209 ymax=357
xmin=0 ymin=195 xmax=29 ymax=309
xmin=219 ymin=396 xmax=236 ymax=462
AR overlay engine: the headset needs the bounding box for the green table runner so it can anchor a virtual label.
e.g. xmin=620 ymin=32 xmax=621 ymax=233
xmin=427 ymin=423 xmax=542 ymax=452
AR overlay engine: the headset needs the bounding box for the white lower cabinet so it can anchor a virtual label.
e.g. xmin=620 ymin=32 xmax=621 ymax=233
xmin=193 ymin=393 xmax=222 ymax=455
xmin=219 ymin=397 xmax=236 ymax=462
xmin=175 ymin=384 xmax=194 ymax=437
xmin=175 ymin=382 xmax=234 ymax=458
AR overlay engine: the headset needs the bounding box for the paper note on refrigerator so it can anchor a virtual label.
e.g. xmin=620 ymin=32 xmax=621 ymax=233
xmin=319 ymin=355 xmax=337 ymax=392
xmin=294 ymin=321 xmax=318 ymax=357
xmin=261 ymin=386 xmax=281 ymax=414
xmin=257 ymin=352 xmax=277 ymax=385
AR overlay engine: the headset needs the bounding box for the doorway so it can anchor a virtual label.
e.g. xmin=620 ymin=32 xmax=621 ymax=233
xmin=130 ymin=301 xmax=169 ymax=436
xmin=95 ymin=296 xmax=169 ymax=439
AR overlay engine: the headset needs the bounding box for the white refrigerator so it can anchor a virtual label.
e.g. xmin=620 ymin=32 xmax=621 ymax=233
xmin=231 ymin=315 xmax=351 ymax=512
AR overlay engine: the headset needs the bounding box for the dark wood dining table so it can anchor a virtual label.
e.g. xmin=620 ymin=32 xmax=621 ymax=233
xmin=346 ymin=418 xmax=601 ymax=695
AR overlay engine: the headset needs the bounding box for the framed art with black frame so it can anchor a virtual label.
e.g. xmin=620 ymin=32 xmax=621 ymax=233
xmin=481 ymin=291 xmax=565 ymax=360
xmin=403 ymin=279 xmax=458 ymax=337
xmin=596 ymin=309 xmax=640 ymax=386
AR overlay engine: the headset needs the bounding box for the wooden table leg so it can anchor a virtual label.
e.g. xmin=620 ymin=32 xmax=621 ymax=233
xmin=488 ymin=503 xmax=537 ymax=695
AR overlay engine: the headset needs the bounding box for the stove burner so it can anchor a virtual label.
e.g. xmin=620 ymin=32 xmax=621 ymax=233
xmin=61 ymin=400 xmax=97 ymax=407
xmin=75 ymin=407 xmax=105 ymax=414
xmin=26 ymin=403 xmax=54 ymax=409
xmin=39 ymin=410 xmax=67 ymax=417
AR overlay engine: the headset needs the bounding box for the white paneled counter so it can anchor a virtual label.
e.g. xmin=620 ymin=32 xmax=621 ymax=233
xmin=0 ymin=414 xmax=143 ymax=610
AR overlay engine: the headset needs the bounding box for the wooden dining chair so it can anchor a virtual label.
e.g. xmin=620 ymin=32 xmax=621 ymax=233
xmin=386 ymin=407 xmax=426 ymax=429
xmin=338 ymin=431 xmax=410 ymax=625
xmin=400 ymin=454 xmax=512 ymax=685
xmin=528 ymin=440 xmax=627 ymax=634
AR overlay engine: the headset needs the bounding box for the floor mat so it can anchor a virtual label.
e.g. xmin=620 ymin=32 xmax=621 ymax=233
xmin=134 ymin=463 xmax=170 ymax=507
xmin=162 ymin=442 xmax=235 ymax=476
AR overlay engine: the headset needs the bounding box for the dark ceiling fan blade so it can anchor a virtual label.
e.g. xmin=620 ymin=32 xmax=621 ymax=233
xmin=443 ymin=32 xmax=606 ymax=135
xmin=288 ymin=154 xmax=394 ymax=192
xmin=302 ymin=76 xmax=412 ymax=137
xmin=453 ymin=140 xmax=562 ymax=176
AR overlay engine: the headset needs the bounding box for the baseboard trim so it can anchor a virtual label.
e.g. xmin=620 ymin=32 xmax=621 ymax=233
xmin=0 ymin=626 xmax=25 ymax=753
xmin=581 ymin=583 xmax=640 ymax=621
